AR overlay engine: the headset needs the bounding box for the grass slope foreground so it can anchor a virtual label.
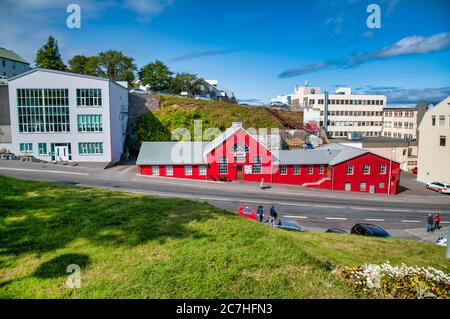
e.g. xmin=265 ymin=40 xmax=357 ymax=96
xmin=0 ymin=176 xmax=449 ymax=298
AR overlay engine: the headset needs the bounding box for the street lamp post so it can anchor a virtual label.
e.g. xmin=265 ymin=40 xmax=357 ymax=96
xmin=388 ymin=148 xmax=394 ymax=195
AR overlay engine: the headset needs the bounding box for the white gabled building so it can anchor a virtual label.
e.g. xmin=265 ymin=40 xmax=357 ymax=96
xmin=6 ymin=68 xmax=129 ymax=163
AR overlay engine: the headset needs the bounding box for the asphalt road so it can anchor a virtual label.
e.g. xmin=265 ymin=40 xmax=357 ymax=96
xmin=1 ymin=160 xmax=449 ymax=240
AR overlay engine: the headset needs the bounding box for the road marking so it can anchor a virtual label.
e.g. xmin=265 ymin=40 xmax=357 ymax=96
xmin=0 ymin=167 xmax=90 ymax=176
xmin=284 ymin=215 xmax=309 ymax=219
xmin=314 ymin=205 xmax=345 ymax=209
xmin=384 ymin=209 xmax=410 ymax=212
xmin=351 ymin=207 xmax=379 ymax=211
xmin=441 ymin=221 xmax=450 ymax=224
xmin=402 ymin=220 xmax=421 ymax=223
xmin=326 ymin=217 xmax=348 ymax=220
xmin=364 ymin=219 xmax=385 ymax=222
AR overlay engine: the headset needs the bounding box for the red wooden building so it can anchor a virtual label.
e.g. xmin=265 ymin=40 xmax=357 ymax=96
xmin=137 ymin=122 xmax=401 ymax=195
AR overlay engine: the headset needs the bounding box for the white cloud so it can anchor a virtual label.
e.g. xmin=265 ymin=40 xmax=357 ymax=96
xmin=124 ymin=0 xmax=173 ymax=23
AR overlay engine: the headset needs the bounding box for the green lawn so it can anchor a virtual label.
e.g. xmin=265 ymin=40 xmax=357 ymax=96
xmin=0 ymin=176 xmax=448 ymax=298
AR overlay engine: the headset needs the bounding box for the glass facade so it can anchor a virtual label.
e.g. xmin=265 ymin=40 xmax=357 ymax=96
xmin=77 ymin=114 xmax=103 ymax=132
xmin=78 ymin=142 xmax=104 ymax=155
xmin=17 ymin=88 xmax=70 ymax=133
xmin=76 ymin=89 xmax=102 ymax=107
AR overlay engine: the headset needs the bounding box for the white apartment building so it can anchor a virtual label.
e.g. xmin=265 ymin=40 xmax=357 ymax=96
xmin=381 ymin=103 xmax=430 ymax=141
xmin=289 ymin=84 xmax=386 ymax=138
xmin=417 ymin=96 xmax=450 ymax=183
xmin=6 ymin=68 xmax=129 ymax=163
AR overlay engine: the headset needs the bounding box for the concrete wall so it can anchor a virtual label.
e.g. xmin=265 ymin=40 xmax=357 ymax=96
xmin=417 ymin=97 xmax=450 ymax=183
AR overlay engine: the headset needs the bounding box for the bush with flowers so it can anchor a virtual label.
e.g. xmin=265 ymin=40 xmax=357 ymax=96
xmin=336 ymin=261 xmax=450 ymax=299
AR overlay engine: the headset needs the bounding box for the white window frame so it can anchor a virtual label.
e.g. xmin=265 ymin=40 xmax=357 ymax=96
xmin=308 ymin=165 xmax=313 ymax=175
xmin=360 ymin=182 xmax=367 ymax=191
xmin=379 ymin=165 xmax=386 ymax=175
xmin=184 ymin=165 xmax=193 ymax=176
xmin=151 ymin=166 xmax=159 ymax=176
xmin=319 ymin=165 xmax=324 ymax=174
xmin=166 ymin=166 xmax=173 ymax=176
xmin=218 ymin=157 xmax=228 ymax=175
xmin=346 ymin=165 xmax=354 ymax=175
xmin=252 ymin=156 xmax=262 ymax=174
xmin=293 ymin=165 xmax=300 ymax=175
xmin=363 ymin=165 xmax=370 ymax=175
xmin=199 ymin=166 xmax=207 ymax=176
xmin=280 ymin=165 xmax=287 ymax=175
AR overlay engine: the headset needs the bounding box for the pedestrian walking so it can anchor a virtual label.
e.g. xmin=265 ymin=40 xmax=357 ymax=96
xmin=434 ymin=213 xmax=441 ymax=231
xmin=268 ymin=205 xmax=278 ymax=225
xmin=427 ymin=214 xmax=434 ymax=232
xmin=256 ymin=205 xmax=264 ymax=222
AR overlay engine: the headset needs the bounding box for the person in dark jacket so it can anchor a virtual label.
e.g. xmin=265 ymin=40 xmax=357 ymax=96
xmin=427 ymin=214 xmax=434 ymax=232
xmin=268 ymin=205 xmax=277 ymax=225
xmin=434 ymin=213 xmax=441 ymax=230
xmin=256 ymin=205 xmax=264 ymax=222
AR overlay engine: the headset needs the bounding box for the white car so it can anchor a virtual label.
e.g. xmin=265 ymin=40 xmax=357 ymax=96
xmin=426 ymin=182 xmax=450 ymax=194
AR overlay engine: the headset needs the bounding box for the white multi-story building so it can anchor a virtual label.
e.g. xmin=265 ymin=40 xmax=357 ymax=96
xmin=289 ymin=84 xmax=386 ymax=138
xmin=6 ymin=68 xmax=129 ymax=163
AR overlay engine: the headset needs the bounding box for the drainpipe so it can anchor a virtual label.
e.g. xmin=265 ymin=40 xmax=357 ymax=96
xmin=388 ymin=148 xmax=393 ymax=195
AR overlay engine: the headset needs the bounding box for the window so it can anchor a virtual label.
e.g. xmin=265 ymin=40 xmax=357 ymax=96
xmin=152 ymin=166 xmax=159 ymax=176
xmin=308 ymin=165 xmax=313 ymax=174
xmin=17 ymin=88 xmax=70 ymax=133
xmin=19 ymin=143 xmax=33 ymax=153
xmin=199 ymin=166 xmax=207 ymax=176
xmin=218 ymin=157 xmax=228 ymax=174
xmin=38 ymin=143 xmax=47 ymax=155
xmin=235 ymin=153 xmax=246 ymax=162
xmin=184 ymin=166 xmax=193 ymax=176
xmin=432 ymin=116 xmax=436 ymax=126
xmin=439 ymin=116 xmax=445 ymax=127
xmin=379 ymin=165 xmax=386 ymax=174
xmin=363 ymin=165 xmax=370 ymax=174
xmin=346 ymin=165 xmax=353 ymax=175
xmin=344 ymin=183 xmax=351 ymax=191
xmin=166 ymin=166 xmax=173 ymax=176
xmin=293 ymin=165 xmax=300 ymax=175
xmin=78 ymin=142 xmax=103 ymax=155
xmin=319 ymin=165 xmax=324 ymax=174
xmin=76 ymin=89 xmax=102 ymax=107
xmin=77 ymin=114 xmax=103 ymax=132
xmin=379 ymin=182 xmax=385 ymax=189
xmin=280 ymin=165 xmax=287 ymax=175
xmin=360 ymin=182 xmax=367 ymax=191
xmin=253 ymin=156 xmax=262 ymax=174
xmin=440 ymin=136 xmax=446 ymax=147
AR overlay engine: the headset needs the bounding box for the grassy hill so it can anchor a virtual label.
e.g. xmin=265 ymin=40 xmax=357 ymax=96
xmin=0 ymin=176 xmax=448 ymax=298
xmin=132 ymin=95 xmax=304 ymax=152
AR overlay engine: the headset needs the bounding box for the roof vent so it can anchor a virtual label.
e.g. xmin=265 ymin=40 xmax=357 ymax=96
xmin=232 ymin=122 xmax=243 ymax=128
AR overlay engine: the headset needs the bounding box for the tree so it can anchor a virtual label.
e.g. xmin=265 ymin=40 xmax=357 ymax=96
xmin=168 ymin=73 xmax=203 ymax=96
xmin=68 ymin=55 xmax=99 ymax=76
xmin=35 ymin=36 xmax=66 ymax=71
xmin=139 ymin=60 xmax=173 ymax=92
xmin=96 ymin=50 xmax=136 ymax=85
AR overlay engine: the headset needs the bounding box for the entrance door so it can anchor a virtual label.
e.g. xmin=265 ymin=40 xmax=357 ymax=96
xmin=236 ymin=165 xmax=244 ymax=181
xmin=369 ymin=185 xmax=376 ymax=194
xmin=55 ymin=145 xmax=69 ymax=161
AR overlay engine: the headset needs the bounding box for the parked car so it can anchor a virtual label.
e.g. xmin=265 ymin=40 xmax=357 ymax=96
xmin=426 ymin=182 xmax=450 ymax=194
xmin=271 ymin=101 xmax=288 ymax=108
xmin=326 ymin=228 xmax=348 ymax=234
xmin=237 ymin=206 xmax=257 ymax=220
xmin=272 ymin=218 xmax=302 ymax=232
xmin=410 ymin=167 xmax=418 ymax=175
xmin=350 ymin=223 xmax=391 ymax=238
xmin=130 ymin=88 xmax=148 ymax=94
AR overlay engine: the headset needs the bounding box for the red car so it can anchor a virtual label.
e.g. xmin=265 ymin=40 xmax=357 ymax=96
xmin=237 ymin=206 xmax=257 ymax=220
xmin=411 ymin=167 xmax=418 ymax=175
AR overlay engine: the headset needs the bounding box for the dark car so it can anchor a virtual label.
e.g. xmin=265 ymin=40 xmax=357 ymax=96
xmin=326 ymin=228 xmax=348 ymax=234
xmin=351 ymin=223 xmax=391 ymax=238
xmin=272 ymin=218 xmax=302 ymax=232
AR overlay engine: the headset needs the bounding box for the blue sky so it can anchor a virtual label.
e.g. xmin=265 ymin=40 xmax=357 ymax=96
xmin=1 ymin=0 xmax=449 ymax=103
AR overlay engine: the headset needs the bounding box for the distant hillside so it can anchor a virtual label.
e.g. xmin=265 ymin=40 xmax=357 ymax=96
xmin=131 ymin=94 xmax=304 ymax=154
xmin=155 ymin=95 xmax=303 ymax=132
